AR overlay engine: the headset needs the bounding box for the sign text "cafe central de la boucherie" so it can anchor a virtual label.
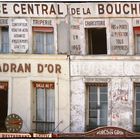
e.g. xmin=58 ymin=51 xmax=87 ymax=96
xmin=1 ymin=3 xmax=140 ymax=17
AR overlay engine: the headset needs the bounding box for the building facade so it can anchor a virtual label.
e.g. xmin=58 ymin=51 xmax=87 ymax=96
xmin=0 ymin=2 xmax=140 ymax=134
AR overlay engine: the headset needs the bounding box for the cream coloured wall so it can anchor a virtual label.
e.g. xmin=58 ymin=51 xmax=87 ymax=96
xmin=0 ymin=54 xmax=70 ymax=132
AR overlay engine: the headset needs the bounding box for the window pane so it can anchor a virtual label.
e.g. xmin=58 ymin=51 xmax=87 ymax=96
xmin=46 ymin=89 xmax=55 ymax=122
xmin=137 ymin=35 xmax=140 ymax=54
xmin=89 ymin=110 xmax=97 ymax=118
xmin=89 ymin=101 xmax=97 ymax=109
xmin=136 ymin=94 xmax=140 ymax=101
xmin=46 ymin=33 xmax=54 ymax=54
xmin=100 ymin=118 xmax=107 ymax=125
xmin=136 ymin=110 xmax=140 ymax=118
xmin=90 ymin=86 xmax=97 ymax=92
xmin=34 ymin=31 xmax=54 ymax=54
xmin=89 ymin=93 xmax=97 ymax=101
xmin=100 ymin=103 xmax=107 ymax=120
xmin=136 ymin=86 xmax=140 ymax=92
xmin=89 ymin=118 xmax=97 ymax=126
xmin=100 ymin=86 xmax=107 ymax=93
xmin=100 ymin=94 xmax=107 ymax=101
xmin=36 ymin=88 xmax=45 ymax=121
xmin=1 ymin=27 xmax=9 ymax=53
xmin=136 ymin=118 xmax=140 ymax=125
xmin=34 ymin=32 xmax=44 ymax=53
xmin=136 ymin=102 xmax=140 ymax=109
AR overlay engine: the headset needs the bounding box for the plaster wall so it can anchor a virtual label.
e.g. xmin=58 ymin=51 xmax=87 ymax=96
xmin=70 ymin=56 xmax=140 ymax=132
xmin=0 ymin=55 xmax=70 ymax=132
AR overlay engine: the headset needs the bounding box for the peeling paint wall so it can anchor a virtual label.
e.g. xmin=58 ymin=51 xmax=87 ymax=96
xmin=70 ymin=57 xmax=140 ymax=132
xmin=70 ymin=78 xmax=85 ymax=132
xmin=110 ymin=78 xmax=132 ymax=130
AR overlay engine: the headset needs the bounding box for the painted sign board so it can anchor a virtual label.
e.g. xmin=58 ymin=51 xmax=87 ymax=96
xmin=32 ymin=19 xmax=54 ymax=27
xmin=110 ymin=20 xmax=129 ymax=55
xmin=84 ymin=19 xmax=106 ymax=28
xmin=70 ymin=3 xmax=140 ymax=17
xmin=0 ymin=3 xmax=67 ymax=17
xmin=1 ymin=3 xmax=140 ymax=18
xmin=70 ymin=19 xmax=81 ymax=54
xmin=0 ymin=18 xmax=8 ymax=25
xmin=10 ymin=18 xmax=29 ymax=53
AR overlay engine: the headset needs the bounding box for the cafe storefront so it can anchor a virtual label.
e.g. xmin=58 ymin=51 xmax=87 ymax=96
xmin=1 ymin=1 xmax=140 ymax=138
xmin=0 ymin=55 xmax=70 ymax=133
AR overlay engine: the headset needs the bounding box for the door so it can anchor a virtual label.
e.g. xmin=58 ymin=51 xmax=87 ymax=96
xmin=0 ymin=82 xmax=8 ymax=131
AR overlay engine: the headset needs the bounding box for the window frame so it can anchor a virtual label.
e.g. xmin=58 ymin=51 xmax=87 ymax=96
xmin=134 ymin=83 xmax=140 ymax=132
xmin=32 ymin=27 xmax=54 ymax=54
xmin=86 ymin=83 xmax=108 ymax=131
xmin=134 ymin=27 xmax=140 ymax=55
xmin=85 ymin=28 xmax=107 ymax=55
xmin=32 ymin=82 xmax=55 ymax=133
xmin=0 ymin=26 xmax=9 ymax=53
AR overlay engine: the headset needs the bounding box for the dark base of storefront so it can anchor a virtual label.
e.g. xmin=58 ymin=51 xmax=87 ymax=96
xmin=1 ymin=126 xmax=140 ymax=139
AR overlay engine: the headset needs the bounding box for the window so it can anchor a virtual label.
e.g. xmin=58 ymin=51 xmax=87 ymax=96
xmin=0 ymin=27 xmax=9 ymax=53
xmin=134 ymin=83 xmax=140 ymax=132
xmin=134 ymin=27 xmax=140 ymax=55
xmin=86 ymin=28 xmax=107 ymax=54
xmin=86 ymin=83 xmax=108 ymax=131
xmin=33 ymin=82 xmax=55 ymax=132
xmin=33 ymin=27 xmax=54 ymax=54
xmin=0 ymin=82 xmax=8 ymax=132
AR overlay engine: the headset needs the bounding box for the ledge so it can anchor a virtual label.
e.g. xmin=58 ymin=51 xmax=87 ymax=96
xmin=70 ymin=55 xmax=140 ymax=61
xmin=0 ymin=54 xmax=69 ymax=60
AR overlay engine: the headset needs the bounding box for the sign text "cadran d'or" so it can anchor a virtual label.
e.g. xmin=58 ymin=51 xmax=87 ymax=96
xmin=0 ymin=63 xmax=61 ymax=74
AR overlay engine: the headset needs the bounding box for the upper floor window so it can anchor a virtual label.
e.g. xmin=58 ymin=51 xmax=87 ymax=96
xmin=134 ymin=27 xmax=140 ymax=55
xmin=0 ymin=27 xmax=9 ymax=53
xmin=33 ymin=27 xmax=54 ymax=54
xmin=86 ymin=83 xmax=108 ymax=131
xmin=134 ymin=83 xmax=140 ymax=132
xmin=86 ymin=28 xmax=107 ymax=55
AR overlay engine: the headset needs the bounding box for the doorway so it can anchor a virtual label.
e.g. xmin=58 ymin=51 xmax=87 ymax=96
xmin=0 ymin=82 xmax=8 ymax=132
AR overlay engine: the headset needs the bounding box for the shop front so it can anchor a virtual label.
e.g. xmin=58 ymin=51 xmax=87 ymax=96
xmin=0 ymin=54 xmax=70 ymax=133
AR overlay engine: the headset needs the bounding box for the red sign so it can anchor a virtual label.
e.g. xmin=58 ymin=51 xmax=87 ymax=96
xmin=33 ymin=82 xmax=54 ymax=89
xmin=59 ymin=126 xmax=140 ymax=138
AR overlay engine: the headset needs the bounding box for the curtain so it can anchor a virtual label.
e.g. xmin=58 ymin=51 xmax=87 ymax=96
xmin=33 ymin=27 xmax=54 ymax=54
xmin=1 ymin=27 xmax=9 ymax=53
xmin=36 ymin=86 xmax=55 ymax=132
